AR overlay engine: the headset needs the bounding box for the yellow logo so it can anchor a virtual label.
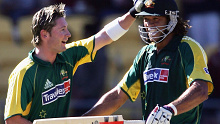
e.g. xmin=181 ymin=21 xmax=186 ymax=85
xmin=60 ymin=69 xmax=67 ymax=76
xmin=39 ymin=110 xmax=47 ymax=118
xmin=145 ymin=0 xmax=155 ymax=8
xmin=141 ymin=91 xmax=147 ymax=100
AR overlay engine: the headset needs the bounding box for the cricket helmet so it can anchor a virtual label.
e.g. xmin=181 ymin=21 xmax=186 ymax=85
xmin=136 ymin=0 xmax=179 ymax=44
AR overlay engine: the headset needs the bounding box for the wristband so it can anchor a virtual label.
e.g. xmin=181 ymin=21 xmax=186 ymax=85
xmin=129 ymin=7 xmax=138 ymax=18
xmin=163 ymin=105 xmax=174 ymax=115
xmin=167 ymin=103 xmax=177 ymax=116
xmin=104 ymin=17 xmax=128 ymax=41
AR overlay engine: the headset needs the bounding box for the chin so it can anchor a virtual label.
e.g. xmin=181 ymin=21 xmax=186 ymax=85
xmin=63 ymin=48 xmax=67 ymax=52
xmin=149 ymin=38 xmax=154 ymax=42
xmin=60 ymin=47 xmax=67 ymax=52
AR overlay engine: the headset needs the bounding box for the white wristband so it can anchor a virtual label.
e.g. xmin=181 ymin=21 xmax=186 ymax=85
xmin=168 ymin=103 xmax=177 ymax=116
xmin=104 ymin=17 xmax=128 ymax=41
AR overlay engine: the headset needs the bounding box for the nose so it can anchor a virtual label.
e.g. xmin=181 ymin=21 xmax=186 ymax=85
xmin=66 ymin=30 xmax=71 ymax=38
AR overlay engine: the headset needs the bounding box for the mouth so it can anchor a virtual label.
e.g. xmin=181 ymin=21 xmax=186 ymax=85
xmin=62 ymin=41 xmax=67 ymax=44
xmin=148 ymin=30 xmax=158 ymax=37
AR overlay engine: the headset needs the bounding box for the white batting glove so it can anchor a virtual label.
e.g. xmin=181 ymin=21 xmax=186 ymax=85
xmin=133 ymin=0 xmax=144 ymax=12
xmin=130 ymin=0 xmax=145 ymax=18
xmin=146 ymin=104 xmax=176 ymax=124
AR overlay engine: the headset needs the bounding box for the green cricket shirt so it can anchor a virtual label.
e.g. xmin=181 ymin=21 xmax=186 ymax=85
xmin=118 ymin=35 xmax=213 ymax=124
xmin=4 ymin=36 xmax=97 ymax=122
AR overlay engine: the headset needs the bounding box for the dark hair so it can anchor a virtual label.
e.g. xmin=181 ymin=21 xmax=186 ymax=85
xmin=31 ymin=3 xmax=66 ymax=46
xmin=173 ymin=17 xmax=191 ymax=36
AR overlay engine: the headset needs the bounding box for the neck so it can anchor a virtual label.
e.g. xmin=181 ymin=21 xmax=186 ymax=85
xmin=156 ymin=33 xmax=174 ymax=52
xmin=34 ymin=47 xmax=57 ymax=64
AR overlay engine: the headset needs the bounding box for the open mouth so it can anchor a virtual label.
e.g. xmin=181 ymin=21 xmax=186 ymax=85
xmin=148 ymin=31 xmax=158 ymax=37
xmin=147 ymin=28 xmax=158 ymax=36
xmin=62 ymin=41 xmax=67 ymax=44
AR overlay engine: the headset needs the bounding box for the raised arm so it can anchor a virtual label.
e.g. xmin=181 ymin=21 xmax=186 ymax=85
xmin=93 ymin=12 xmax=136 ymax=52
xmin=93 ymin=0 xmax=146 ymax=52
xmin=82 ymin=86 xmax=129 ymax=116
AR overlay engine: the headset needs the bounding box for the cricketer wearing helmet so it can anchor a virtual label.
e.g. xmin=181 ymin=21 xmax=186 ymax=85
xmin=83 ymin=0 xmax=214 ymax=124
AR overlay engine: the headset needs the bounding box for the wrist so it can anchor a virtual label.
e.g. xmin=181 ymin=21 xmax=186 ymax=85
xmin=104 ymin=17 xmax=128 ymax=41
xmin=129 ymin=7 xmax=138 ymax=18
xmin=166 ymin=103 xmax=177 ymax=116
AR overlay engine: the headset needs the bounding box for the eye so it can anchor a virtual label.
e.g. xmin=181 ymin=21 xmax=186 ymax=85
xmin=144 ymin=18 xmax=149 ymax=22
xmin=153 ymin=18 xmax=159 ymax=21
xmin=61 ymin=26 xmax=68 ymax=31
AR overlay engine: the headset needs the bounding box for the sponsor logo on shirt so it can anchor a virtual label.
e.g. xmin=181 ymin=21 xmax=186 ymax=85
xmin=42 ymin=79 xmax=71 ymax=105
xmin=44 ymin=79 xmax=54 ymax=89
xmin=203 ymin=67 xmax=210 ymax=74
xmin=143 ymin=68 xmax=169 ymax=85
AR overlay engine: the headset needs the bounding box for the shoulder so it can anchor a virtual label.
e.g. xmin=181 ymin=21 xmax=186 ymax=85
xmin=139 ymin=43 xmax=155 ymax=54
xmin=134 ymin=44 xmax=155 ymax=63
xmin=10 ymin=57 xmax=35 ymax=79
xmin=136 ymin=45 xmax=148 ymax=58
xmin=179 ymin=36 xmax=208 ymax=64
xmin=179 ymin=36 xmax=204 ymax=50
xmin=65 ymin=36 xmax=95 ymax=49
xmin=63 ymin=36 xmax=95 ymax=57
xmin=179 ymin=36 xmax=206 ymax=56
xmin=8 ymin=57 xmax=36 ymax=93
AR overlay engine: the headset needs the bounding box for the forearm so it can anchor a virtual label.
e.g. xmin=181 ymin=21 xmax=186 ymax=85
xmin=118 ymin=12 xmax=136 ymax=30
xmin=83 ymin=87 xmax=128 ymax=116
xmin=94 ymin=12 xmax=135 ymax=52
xmin=83 ymin=94 xmax=121 ymax=116
xmin=170 ymin=80 xmax=208 ymax=115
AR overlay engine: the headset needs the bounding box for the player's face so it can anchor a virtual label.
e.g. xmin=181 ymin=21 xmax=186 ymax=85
xmin=143 ymin=16 xmax=168 ymax=42
xmin=47 ymin=17 xmax=71 ymax=53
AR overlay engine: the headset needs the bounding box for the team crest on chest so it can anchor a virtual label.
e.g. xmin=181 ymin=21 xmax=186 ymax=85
xmin=161 ymin=56 xmax=172 ymax=65
xmin=60 ymin=69 xmax=68 ymax=80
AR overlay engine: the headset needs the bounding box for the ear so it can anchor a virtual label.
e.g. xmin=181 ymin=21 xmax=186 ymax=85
xmin=40 ymin=30 xmax=49 ymax=40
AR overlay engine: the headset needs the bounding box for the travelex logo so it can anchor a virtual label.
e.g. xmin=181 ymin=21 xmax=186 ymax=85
xmin=143 ymin=68 xmax=169 ymax=85
xmin=42 ymin=79 xmax=71 ymax=105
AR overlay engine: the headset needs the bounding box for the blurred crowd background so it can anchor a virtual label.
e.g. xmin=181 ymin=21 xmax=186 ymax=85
xmin=0 ymin=0 xmax=219 ymax=123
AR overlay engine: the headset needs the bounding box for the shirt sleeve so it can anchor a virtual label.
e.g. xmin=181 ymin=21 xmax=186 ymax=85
xmin=181 ymin=36 xmax=214 ymax=95
xmin=118 ymin=47 xmax=147 ymax=102
xmin=118 ymin=65 xmax=141 ymax=102
xmin=63 ymin=36 xmax=97 ymax=66
xmin=4 ymin=58 xmax=34 ymax=120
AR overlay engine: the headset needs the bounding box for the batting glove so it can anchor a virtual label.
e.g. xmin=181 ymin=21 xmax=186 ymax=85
xmin=146 ymin=104 xmax=176 ymax=124
xmin=133 ymin=0 xmax=144 ymax=12
xmin=129 ymin=0 xmax=144 ymax=18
